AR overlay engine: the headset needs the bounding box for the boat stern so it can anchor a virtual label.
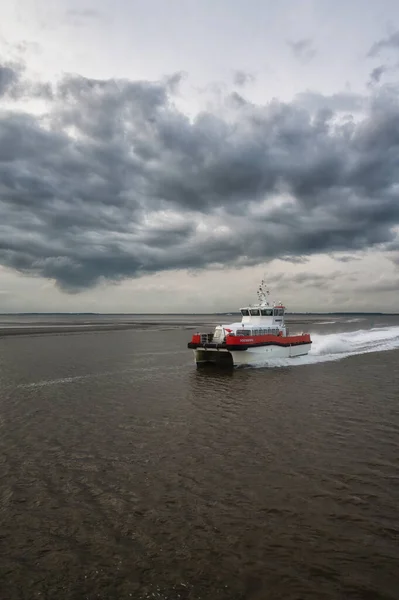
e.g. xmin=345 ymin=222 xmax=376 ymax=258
xmin=188 ymin=332 xmax=234 ymax=368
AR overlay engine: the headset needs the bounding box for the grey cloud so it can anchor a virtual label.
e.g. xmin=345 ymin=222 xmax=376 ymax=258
xmin=2 ymin=66 xmax=399 ymax=290
xmin=164 ymin=71 xmax=187 ymax=94
xmin=65 ymin=8 xmax=102 ymax=23
xmin=0 ymin=65 xmax=19 ymax=96
xmin=288 ymin=39 xmax=316 ymax=63
xmin=331 ymin=255 xmax=362 ymax=263
xmin=233 ymin=70 xmax=255 ymax=87
xmin=367 ymin=32 xmax=399 ymax=87
xmin=295 ymin=90 xmax=365 ymax=113
xmin=368 ymin=31 xmax=399 ymax=57
xmin=274 ymin=271 xmax=342 ymax=289
xmin=278 ymin=256 xmax=308 ymax=264
xmin=357 ymin=278 xmax=399 ymax=293
xmin=0 ymin=61 xmax=52 ymax=101
xmin=369 ymin=65 xmax=387 ymax=84
xmin=66 ymin=9 xmax=100 ymax=18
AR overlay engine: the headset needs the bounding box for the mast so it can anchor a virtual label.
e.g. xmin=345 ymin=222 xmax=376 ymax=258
xmin=256 ymin=279 xmax=270 ymax=306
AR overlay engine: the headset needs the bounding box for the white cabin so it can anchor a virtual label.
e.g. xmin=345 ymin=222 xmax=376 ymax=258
xmin=212 ymin=280 xmax=288 ymax=341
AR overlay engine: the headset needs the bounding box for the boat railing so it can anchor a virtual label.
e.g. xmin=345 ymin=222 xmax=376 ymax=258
xmin=200 ymin=333 xmax=214 ymax=344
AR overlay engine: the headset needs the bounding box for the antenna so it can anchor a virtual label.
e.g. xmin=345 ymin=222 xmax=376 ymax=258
xmin=256 ymin=276 xmax=270 ymax=306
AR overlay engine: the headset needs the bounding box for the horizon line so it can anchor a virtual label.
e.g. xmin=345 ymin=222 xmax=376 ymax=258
xmin=0 ymin=311 xmax=397 ymax=316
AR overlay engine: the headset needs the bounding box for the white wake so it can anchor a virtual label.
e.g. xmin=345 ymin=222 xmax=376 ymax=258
xmin=255 ymin=326 xmax=399 ymax=368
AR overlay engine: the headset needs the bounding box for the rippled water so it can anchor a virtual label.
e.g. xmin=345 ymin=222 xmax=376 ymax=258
xmin=1 ymin=315 xmax=399 ymax=599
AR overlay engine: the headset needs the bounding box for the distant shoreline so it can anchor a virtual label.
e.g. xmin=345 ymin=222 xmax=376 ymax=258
xmin=0 ymin=313 xmax=396 ymax=338
xmin=0 ymin=312 xmax=396 ymax=316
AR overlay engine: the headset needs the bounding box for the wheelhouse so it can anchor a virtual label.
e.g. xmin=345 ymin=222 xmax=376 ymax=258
xmin=239 ymin=304 xmax=285 ymax=331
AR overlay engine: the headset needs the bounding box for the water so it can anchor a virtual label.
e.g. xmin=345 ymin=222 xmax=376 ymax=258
xmin=1 ymin=314 xmax=399 ymax=599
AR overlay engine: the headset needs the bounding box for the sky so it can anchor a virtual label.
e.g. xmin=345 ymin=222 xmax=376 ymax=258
xmin=2 ymin=0 xmax=399 ymax=313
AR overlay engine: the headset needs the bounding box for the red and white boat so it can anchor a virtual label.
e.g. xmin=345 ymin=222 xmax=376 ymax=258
xmin=188 ymin=279 xmax=312 ymax=367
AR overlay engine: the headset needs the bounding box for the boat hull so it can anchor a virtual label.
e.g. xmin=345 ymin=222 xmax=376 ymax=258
xmin=193 ymin=342 xmax=311 ymax=367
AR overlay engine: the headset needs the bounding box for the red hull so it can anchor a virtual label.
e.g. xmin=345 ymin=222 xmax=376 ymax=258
xmin=190 ymin=332 xmax=311 ymax=347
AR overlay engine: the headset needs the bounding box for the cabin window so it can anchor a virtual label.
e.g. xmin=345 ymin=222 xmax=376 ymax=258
xmin=250 ymin=309 xmax=260 ymax=316
xmin=278 ymin=309 xmax=284 ymax=316
xmin=241 ymin=309 xmax=249 ymax=316
xmin=261 ymin=309 xmax=273 ymax=316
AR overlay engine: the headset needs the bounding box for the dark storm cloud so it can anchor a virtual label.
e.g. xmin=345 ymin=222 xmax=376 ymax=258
xmin=2 ymin=63 xmax=399 ymax=290
xmin=288 ymin=39 xmax=316 ymax=62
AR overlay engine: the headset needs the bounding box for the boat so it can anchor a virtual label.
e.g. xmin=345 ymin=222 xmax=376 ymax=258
xmin=187 ymin=279 xmax=312 ymax=368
